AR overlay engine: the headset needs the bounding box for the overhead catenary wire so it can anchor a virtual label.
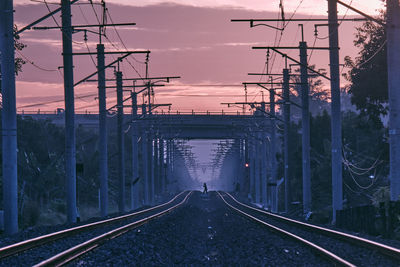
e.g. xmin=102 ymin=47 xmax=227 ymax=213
xmin=356 ymin=39 xmax=387 ymax=68
xmin=15 ymin=49 xmax=58 ymax=72
xmin=315 ymin=0 xmax=354 ymax=40
xmin=105 ymin=8 xmax=145 ymax=80
xmin=43 ymin=0 xmax=85 ymax=45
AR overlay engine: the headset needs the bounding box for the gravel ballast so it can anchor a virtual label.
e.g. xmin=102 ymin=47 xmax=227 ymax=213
xmin=76 ymin=191 xmax=330 ymax=266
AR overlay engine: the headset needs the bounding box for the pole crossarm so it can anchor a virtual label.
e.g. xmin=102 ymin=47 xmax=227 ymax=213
xmin=254 ymin=47 xmax=331 ymax=81
xmin=108 ymin=95 xmax=134 ymax=111
xmin=243 ymin=82 xmax=303 ymax=85
xmin=256 ymin=83 xmax=302 ymax=109
xmin=105 ymin=84 xmax=165 ymax=88
xmin=248 ymin=73 xmax=319 ymax=77
xmin=87 ymin=76 xmax=180 ymax=82
xmin=221 ymin=102 xmax=273 ymax=105
xmin=16 ymin=0 xmax=80 ymax=35
xmin=66 ymin=50 xmax=149 ymax=56
xmin=74 ymin=51 xmax=150 ymax=87
xmin=231 ymin=18 xmax=366 ymax=22
xmin=221 ymin=102 xmax=283 ymax=122
xmin=32 ymin=23 xmax=136 ymax=30
xmin=118 ymin=76 xmax=181 ymax=82
xmin=336 ymin=0 xmax=385 ymax=26
xmin=253 ymin=46 xmax=331 ymax=50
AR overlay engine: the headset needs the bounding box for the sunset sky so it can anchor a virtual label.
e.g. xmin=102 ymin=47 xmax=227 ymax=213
xmin=13 ymin=0 xmax=385 ymax=114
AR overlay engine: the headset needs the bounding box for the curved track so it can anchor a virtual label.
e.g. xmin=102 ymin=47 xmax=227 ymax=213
xmin=0 ymin=191 xmax=190 ymax=262
xmin=219 ymin=191 xmax=400 ymax=266
xmin=33 ymin=191 xmax=192 ymax=266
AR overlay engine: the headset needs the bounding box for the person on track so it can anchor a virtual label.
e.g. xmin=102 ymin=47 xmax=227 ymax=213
xmin=203 ymin=182 xmax=208 ymax=194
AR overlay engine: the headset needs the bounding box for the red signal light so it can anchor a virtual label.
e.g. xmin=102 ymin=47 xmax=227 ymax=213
xmin=245 ymin=163 xmax=249 ymax=168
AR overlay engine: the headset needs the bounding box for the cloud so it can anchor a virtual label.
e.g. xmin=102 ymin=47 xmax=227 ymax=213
xmin=14 ymin=0 xmax=383 ymax=16
xmin=13 ymin=1 xmax=376 ymax=113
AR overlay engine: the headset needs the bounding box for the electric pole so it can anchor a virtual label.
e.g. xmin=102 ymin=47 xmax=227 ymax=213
xmin=116 ymin=70 xmax=125 ymax=213
xmin=387 ymin=0 xmax=400 ymax=201
xmin=1 ymin=0 xmax=18 ymax=234
xmin=97 ymin=42 xmax=108 ymax=217
xmin=260 ymin=102 xmax=268 ymax=205
xmin=283 ymin=67 xmax=290 ymax=213
xmin=61 ymin=0 xmax=77 ymax=223
xmin=299 ymin=38 xmax=311 ymax=214
xmin=328 ymin=0 xmax=343 ymax=222
xmin=142 ymin=129 xmax=149 ymax=205
xmin=270 ymin=84 xmax=278 ymax=212
xmin=131 ymin=91 xmax=139 ymax=210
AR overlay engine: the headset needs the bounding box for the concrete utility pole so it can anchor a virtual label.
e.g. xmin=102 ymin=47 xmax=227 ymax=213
xmin=260 ymin=103 xmax=267 ymax=205
xmin=153 ymin=138 xmax=159 ymax=196
xmin=142 ymin=130 xmax=149 ymax=205
xmin=160 ymin=140 xmax=165 ymax=193
xmin=299 ymin=40 xmax=311 ymax=213
xmin=249 ymin=138 xmax=255 ymax=201
xmin=270 ymin=88 xmax=278 ymax=212
xmin=387 ymin=0 xmax=400 ymax=201
xmin=1 ymin=0 xmax=18 ymax=234
xmin=149 ymin=133 xmax=155 ymax=204
xmin=261 ymin=133 xmax=267 ymax=205
xmin=328 ymin=0 xmax=343 ymax=222
xmin=97 ymin=43 xmax=108 ymax=217
xmin=131 ymin=91 xmax=139 ymax=210
xmin=283 ymin=67 xmax=290 ymax=213
xmin=255 ymin=134 xmax=261 ymax=203
xmin=61 ymin=0 xmax=77 ymax=223
xmin=116 ymin=71 xmax=125 ymax=213
xmin=166 ymin=140 xmax=172 ymax=192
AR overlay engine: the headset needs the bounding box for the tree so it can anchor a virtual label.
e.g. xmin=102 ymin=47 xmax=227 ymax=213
xmin=290 ymin=65 xmax=330 ymax=117
xmin=343 ymin=12 xmax=387 ymax=122
xmin=14 ymin=25 xmax=26 ymax=75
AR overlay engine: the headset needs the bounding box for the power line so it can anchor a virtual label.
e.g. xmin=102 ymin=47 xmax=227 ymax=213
xmin=16 ymin=49 xmax=58 ymax=72
xmin=315 ymin=0 xmax=354 ymax=40
xmin=43 ymin=0 xmax=85 ymax=45
xmin=105 ymin=8 xmax=144 ymax=80
xmin=357 ymin=39 xmax=387 ymax=68
xmin=89 ymin=0 xmax=101 ymax=25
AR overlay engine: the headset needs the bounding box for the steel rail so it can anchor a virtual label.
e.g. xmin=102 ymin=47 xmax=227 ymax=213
xmin=223 ymin=191 xmax=400 ymax=261
xmin=217 ymin=192 xmax=354 ymax=267
xmin=34 ymin=191 xmax=193 ymax=267
xmin=0 ymin=191 xmax=187 ymax=259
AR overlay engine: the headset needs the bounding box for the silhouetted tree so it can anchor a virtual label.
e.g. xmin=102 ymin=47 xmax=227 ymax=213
xmin=343 ymin=11 xmax=387 ymax=122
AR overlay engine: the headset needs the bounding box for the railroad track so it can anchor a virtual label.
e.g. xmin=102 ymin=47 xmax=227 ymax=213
xmin=0 ymin=191 xmax=191 ymax=265
xmin=220 ymin=192 xmax=400 ymax=262
xmin=218 ymin=191 xmax=400 ymax=266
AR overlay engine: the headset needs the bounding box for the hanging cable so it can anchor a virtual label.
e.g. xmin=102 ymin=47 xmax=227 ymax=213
xmin=16 ymin=50 xmax=58 ymax=72
xmin=43 ymin=0 xmax=85 ymax=45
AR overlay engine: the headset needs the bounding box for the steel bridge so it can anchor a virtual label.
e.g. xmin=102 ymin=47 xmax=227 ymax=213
xmin=20 ymin=111 xmax=278 ymax=213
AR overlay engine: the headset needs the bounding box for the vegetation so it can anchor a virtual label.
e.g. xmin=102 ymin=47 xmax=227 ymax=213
xmin=343 ymin=12 xmax=387 ymax=122
xmin=0 ymin=116 xmax=134 ymax=228
xmin=276 ymin=10 xmax=391 ymax=217
xmin=14 ymin=25 xmax=26 ymax=75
